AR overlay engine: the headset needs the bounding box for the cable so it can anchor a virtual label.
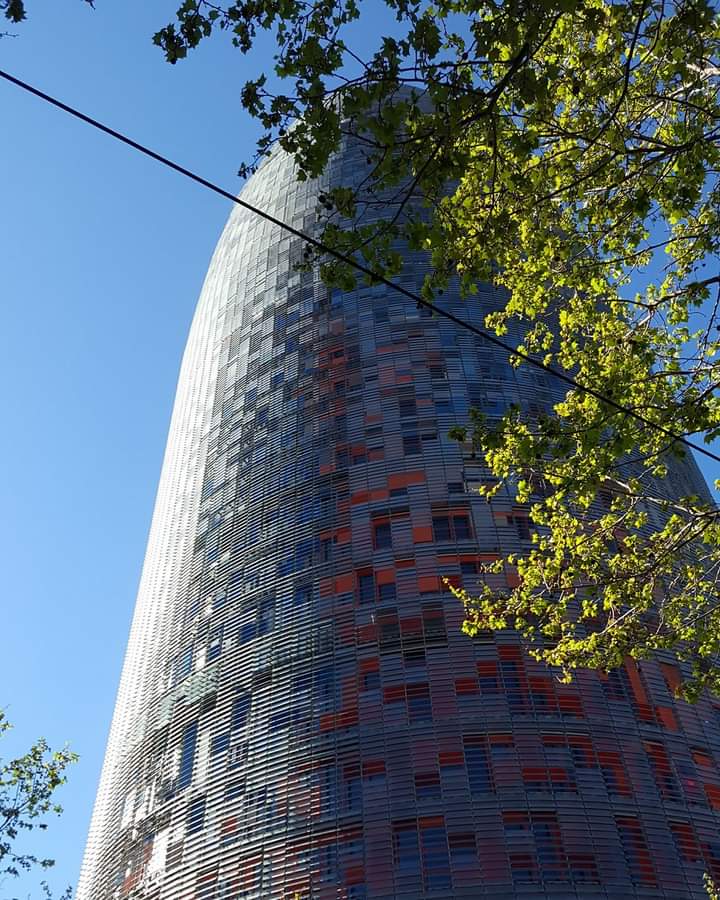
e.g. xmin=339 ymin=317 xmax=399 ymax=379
xmin=2 ymin=66 xmax=720 ymax=467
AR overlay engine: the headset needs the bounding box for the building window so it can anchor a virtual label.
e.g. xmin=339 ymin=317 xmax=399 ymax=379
xmin=616 ymin=816 xmax=656 ymax=885
xmin=344 ymin=764 xmax=361 ymax=812
xmin=670 ymin=821 xmax=703 ymax=863
xmin=448 ymin=832 xmax=476 ymax=866
xmin=403 ymin=434 xmax=421 ymax=455
xmin=187 ymin=795 xmax=206 ymax=835
xmin=420 ymin=820 xmax=451 ymax=890
xmin=207 ymin=626 xmax=223 ymax=661
xmin=644 ymin=741 xmax=681 ymax=801
xmin=407 ymin=684 xmax=432 ymax=723
xmin=598 ymin=751 xmax=632 ymax=797
xmin=231 ymin=693 xmax=251 ymax=730
xmin=422 ymin=606 xmax=447 ymax=644
xmin=393 ymin=821 xmax=421 ymax=874
xmin=463 ymin=735 xmax=493 ymax=793
xmin=178 ymin=721 xmax=198 ymax=790
xmin=373 ymin=521 xmax=392 ymax=549
xmin=358 ymin=572 xmax=375 ymax=604
xmin=415 ymin=771 xmax=441 ymax=801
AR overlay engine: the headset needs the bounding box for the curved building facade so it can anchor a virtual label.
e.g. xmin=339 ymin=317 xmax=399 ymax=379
xmin=79 ymin=135 xmax=720 ymax=900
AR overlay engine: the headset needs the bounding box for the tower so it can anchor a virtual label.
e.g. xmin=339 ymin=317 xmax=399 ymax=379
xmin=79 ymin=133 xmax=720 ymax=899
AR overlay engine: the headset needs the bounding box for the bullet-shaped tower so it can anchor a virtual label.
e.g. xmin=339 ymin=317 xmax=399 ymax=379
xmin=79 ymin=134 xmax=720 ymax=900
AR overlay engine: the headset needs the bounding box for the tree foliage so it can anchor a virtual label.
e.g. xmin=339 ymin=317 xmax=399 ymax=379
xmin=157 ymin=0 xmax=720 ymax=699
xmin=9 ymin=0 xmax=716 ymax=696
xmin=0 ymin=711 xmax=76 ymax=899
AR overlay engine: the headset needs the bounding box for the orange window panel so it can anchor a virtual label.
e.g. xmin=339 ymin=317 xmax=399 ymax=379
xmin=705 ymin=785 xmax=720 ymax=810
xmin=656 ymin=705 xmax=679 ymax=731
xmin=455 ymin=678 xmax=480 ymax=695
xmin=335 ymin=573 xmax=355 ymax=593
xmin=418 ymin=575 xmax=441 ymax=593
xmin=660 ymin=662 xmax=682 ymax=696
xmin=389 ymin=470 xmax=426 ymax=489
xmin=376 ymin=568 xmax=395 ymax=585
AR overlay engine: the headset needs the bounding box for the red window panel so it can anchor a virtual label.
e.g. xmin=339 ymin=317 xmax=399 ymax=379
xmin=557 ymin=690 xmax=584 ymax=717
xmin=414 ymin=771 xmax=441 ymax=799
xmin=383 ymin=686 xmax=405 ymax=704
xmin=624 ymin=658 xmax=655 ymax=722
xmin=598 ymin=751 xmax=632 ymax=797
xmin=448 ymin=832 xmax=477 ymax=865
xmin=388 ymin=470 xmax=426 ymax=489
xmin=568 ymin=735 xmax=595 ymax=767
xmin=401 ymin=616 xmax=424 ymax=642
xmin=477 ymin=661 xmax=501 ymax=694
xmin=334 ymin=572 xmax=355 ymax=593
xmin=378 ymin=611 xmax=400 ymax=649
xmin=522 ymin=767 xmax=549 ymax=790
xmin=644 ymin=741 xmax=681 ymax=801
xmin=376 ymin=567 xmax=395 ymax=585
xmin=670 ymin=821 xmax=703 ymax=863
xmin=455 ymin=678 xmax=480 ymax=696
xmin=531 ymin=812 xmax=568 ymax=882
xmin=692 ymin=748 xmax=715 ymax=769
xmin=343 ymin=865 xmax=365 ymax=889
xmin=359 ymin=658 xmax=380 ymax=691
xmin=656 ymin=705 xmax=679 ymax=730
xmin=422 ymin=606 xmax=447 ymax=643
xmin=418 ymin=575 xmax=441 ymax=593
xmin=362 ymin=760 xmax=386 ymax=779
xmin=413 ymin=526 xmax=434 ymax=544
xmin=503 ymin=811 xmax=529 ymax=830
xmin=505 ymin=567 xmax=521 ymax=588
xmin=356 ymin=622 xmax=378 ymax=644
xmin=705 ymin=784 xmax=720 ymax=810
xmin=508 ymin=853 xmax=538 ymax=883
xmin=616 ymin=816 xmax=657 ymax=886
xmin=522 ymin=766 xmax=575 ymax=793
xmin=529 ymin=676 xmax=557 ymax=714
xmin=568 ymin=853 xmax=600 ymax=883
xmin=702 ymin=840 xmax=720 ymax=881
xmin=660 ymin=662 xmax=682 ymax=697
xmin=439 ymin=751 xmax=464 ymax=770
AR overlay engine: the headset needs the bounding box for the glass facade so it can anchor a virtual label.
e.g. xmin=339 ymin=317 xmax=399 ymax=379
xmin=78 ymin=133 xmax=720 ymax=899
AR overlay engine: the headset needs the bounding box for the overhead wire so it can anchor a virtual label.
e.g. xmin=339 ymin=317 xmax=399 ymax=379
xmin=2 ymin=67 xmax=720 ymax=466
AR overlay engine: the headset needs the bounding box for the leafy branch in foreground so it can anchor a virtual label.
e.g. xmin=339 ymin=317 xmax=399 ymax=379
xmin=156 ymin=0 xmax=720 ymax=697
xmin=0 ymin=711 xmax=76 ymax=899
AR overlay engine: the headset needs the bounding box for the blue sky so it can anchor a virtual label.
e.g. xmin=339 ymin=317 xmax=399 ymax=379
xmin=0 ymin=2 xmax=259 ymax=896
xmin=2 ymin=3 xmax=720 ymax=899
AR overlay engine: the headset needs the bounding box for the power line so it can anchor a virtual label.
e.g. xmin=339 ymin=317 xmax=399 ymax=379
xmin=2 ymin=66 xmax=720 ymax=467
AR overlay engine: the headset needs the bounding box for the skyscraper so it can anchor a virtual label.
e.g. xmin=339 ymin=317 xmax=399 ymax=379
xmin=79 ymin=132 xmax=720 ymax=900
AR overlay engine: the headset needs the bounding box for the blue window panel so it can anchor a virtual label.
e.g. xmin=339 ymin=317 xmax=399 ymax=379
xmin=178 ymin=722 xmax=198 ymax=790
xmin=464 ymin=738 xmax=493 ymax=793
xmin=231 ymin=694 xmax=251 ymax=730
xmin=187 ymin=796 xmax=206 ymax=835
xmin=239 ymin=622 xmax=258 ymax=645
xmin=207 ymin=626 xmax=223 ymax=661
xmin=211 ymin=733 xmax=231 ymax=757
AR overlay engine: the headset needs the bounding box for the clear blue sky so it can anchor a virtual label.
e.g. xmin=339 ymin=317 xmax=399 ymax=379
xmin=1 ymin=4 xmax=719 ymax=899
xmin=0 ymin=3 xmax=259 ymax=896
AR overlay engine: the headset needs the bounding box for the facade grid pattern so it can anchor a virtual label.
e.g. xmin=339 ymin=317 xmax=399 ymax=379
xmin=78 ymin=134 xmax=720 ymax=900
